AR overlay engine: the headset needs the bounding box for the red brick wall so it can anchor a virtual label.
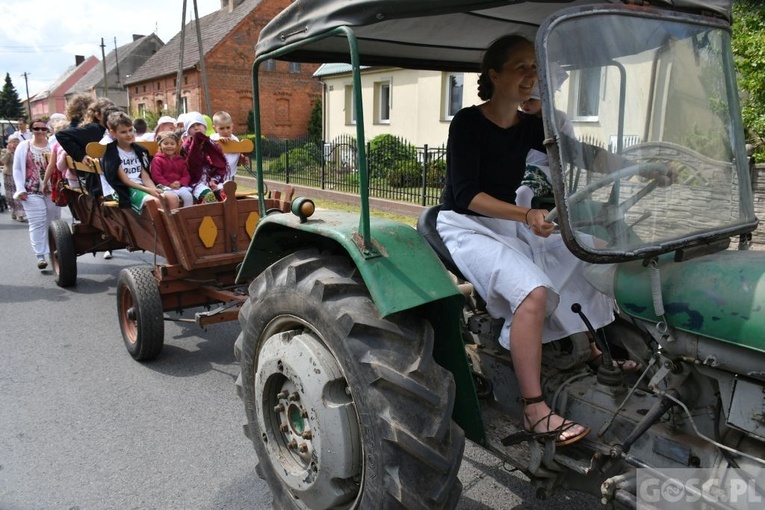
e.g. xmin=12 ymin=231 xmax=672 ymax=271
xmin=128 ymin=0 xmax=321 ymax=138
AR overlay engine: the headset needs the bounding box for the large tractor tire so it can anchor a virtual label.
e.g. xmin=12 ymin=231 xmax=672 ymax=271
xmin=117 ymin=267 xmax=164 ymax=361
xmin=48 ymin=219 xmax=77 ymax=288
xmin=235 ymin=249 xmax=465 ymax=509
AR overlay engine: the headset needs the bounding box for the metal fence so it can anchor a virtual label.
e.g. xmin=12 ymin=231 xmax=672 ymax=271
xmin=246 ymin=134 xmax=448 ymax=206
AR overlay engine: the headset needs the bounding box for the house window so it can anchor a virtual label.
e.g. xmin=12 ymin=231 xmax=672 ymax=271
xmin=263 ymin=59 xmax=276 ymax=72
xmin=289 ymin=62 xmax=301 ymax=73
xmin=275 ymin=98 xmax=290 ymax=125
xmin=180 ymin=97 xmax=188 ymax=114
xmin=184 ymin=76 xmax=188 ymax=85
xmin=143 ymin=85 xmax=146 ymax=92
xmin=135 ymin=86 xmax=139 ymax=93
xmin=571 ymin=67 xmax=602 ymax=121
xmin=156 ymin=81 xmax=161 ymax=90
xmin=443 ymin=73 xmax=464 ymax=120
xmin=173 ymin=78 xmax=177 ymax=87
xmin=344 ymin=85 xmax=356 ymax=125
xmin=138 ymin=104 xmax=146 ymax=117
xmin=374 ymin=81 xmax=391 ymax=124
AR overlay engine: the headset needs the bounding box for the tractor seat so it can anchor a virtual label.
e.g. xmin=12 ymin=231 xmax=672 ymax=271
xmin=416 ymin=204 xmax=467 ymax=281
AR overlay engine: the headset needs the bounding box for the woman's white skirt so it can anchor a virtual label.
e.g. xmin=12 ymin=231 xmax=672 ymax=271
xmin=437 ymin=210 xmax=614 ymax=349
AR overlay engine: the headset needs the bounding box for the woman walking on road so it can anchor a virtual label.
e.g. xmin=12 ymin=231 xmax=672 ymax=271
xmin=12 ymin=118 xmax=60 ymax=269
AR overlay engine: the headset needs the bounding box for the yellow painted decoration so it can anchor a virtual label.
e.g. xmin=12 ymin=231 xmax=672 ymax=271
xmin=198 ymin=216 xmax=218 ymax=248
xmin=245 ymin=212 xmax=259 ymax=240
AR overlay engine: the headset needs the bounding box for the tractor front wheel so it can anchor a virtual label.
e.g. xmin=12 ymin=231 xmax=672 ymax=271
xmin=235 ymin=249 xmax=465 ymax=509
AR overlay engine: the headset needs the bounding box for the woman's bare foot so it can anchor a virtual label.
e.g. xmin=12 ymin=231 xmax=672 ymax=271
xmin=588 ymin=344 xmax=642 ymax=373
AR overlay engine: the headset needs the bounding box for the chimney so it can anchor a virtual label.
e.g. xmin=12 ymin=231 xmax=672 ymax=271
xmin=75 ymin=55 xmax=85 ymax=66
xmin=132 ymin=34 xmax=144 ymax=41
xmin=223 ymin=0 xmax=245 ymax=12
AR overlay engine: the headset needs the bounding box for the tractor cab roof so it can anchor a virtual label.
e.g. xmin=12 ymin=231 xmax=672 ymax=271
xmin=255 ymin=0 xmax=733 ymax=70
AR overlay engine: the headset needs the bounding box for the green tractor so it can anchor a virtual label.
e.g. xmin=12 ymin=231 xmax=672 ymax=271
xmin=235 ymin=1 xmax=764 ymax=508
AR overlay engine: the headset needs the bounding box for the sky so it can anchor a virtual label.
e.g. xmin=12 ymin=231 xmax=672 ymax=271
xmin=0 ymin=0 xmax=222 ymax=101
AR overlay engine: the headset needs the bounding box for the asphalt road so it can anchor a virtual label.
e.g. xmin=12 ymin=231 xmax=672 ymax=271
xmin=0 ymin=207 xmax=598 ymax=510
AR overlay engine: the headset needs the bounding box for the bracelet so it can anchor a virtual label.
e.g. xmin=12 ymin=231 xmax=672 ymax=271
xmin=525 ymin=208 xmax=532 ymax=225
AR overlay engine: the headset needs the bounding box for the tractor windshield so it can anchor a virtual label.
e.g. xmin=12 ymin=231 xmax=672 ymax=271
xmin=541 ymin=11 xmax=756 ymax=260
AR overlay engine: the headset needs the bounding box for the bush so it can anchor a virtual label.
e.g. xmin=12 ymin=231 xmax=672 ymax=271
xmin=386 ymin=160 xmax=423 ymax=188
xmin=426 ymin=158 xmax=446 ymax=188
xmin=368 ymin=134 xmax=417 ymax=179
xmin=270 ymin=143 xmax=322 ymax=173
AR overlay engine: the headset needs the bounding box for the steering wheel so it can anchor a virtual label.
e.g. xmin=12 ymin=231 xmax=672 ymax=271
xmin=545 ymin=162 xmax=670 ymax=241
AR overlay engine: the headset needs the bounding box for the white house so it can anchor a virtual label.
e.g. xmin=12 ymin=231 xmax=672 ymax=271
xmin=315 ymin=64 xmax=480 ymax=147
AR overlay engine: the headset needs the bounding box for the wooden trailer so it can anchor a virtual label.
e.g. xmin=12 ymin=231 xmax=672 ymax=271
xmin=48 ymin=139 xmax=299 ymax=360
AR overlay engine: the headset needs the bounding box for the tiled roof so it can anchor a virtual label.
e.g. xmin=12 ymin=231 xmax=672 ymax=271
xmin=125 ymin=0 xmax=262 ymax=84
xmin=32 ymin=64 xmax=79 ymax=100
xmin=67 ymin=35 xmax=163 ymax=94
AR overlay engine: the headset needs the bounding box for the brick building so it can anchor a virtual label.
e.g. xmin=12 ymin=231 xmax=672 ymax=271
xmin=124 ymin=0 xmax=321 ymax=138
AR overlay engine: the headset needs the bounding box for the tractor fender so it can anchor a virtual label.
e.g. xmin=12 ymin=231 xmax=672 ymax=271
xmin=236 ymin=210 xmax=485 ymax=442
xmin=237 ymin=210 xmax=463 ymax=317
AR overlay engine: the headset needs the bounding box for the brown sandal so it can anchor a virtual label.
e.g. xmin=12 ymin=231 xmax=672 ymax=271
xmin=501 ymin=395 xmax=590 ymax=447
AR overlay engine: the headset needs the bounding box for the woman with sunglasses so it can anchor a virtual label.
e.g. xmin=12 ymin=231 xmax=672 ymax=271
xmin=12 ymin=118 xmax=60 ymax=269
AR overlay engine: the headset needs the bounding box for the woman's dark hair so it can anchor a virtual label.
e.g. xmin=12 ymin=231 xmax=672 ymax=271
xmin=29 ymin=118 xmax=47 ymax=130
xmin=477 ymin=35 xmax=532 ymax=101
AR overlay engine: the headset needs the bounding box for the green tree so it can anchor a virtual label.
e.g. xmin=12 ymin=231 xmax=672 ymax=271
xmin=246 ymin=109 xmax=254 ymax=134
xmin=307 ymin=98 xmax=322 ymax=144
xmin=733 ymin=0 xmax=765 ymax=161
xmin=0 ymin=73 xmax=25 ymax=120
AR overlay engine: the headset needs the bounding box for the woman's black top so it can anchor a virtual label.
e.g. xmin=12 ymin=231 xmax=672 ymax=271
xmin=441 ymin=105 xmax=545 ymax=215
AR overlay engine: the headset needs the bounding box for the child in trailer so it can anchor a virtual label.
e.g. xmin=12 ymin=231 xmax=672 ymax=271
xmin=148 ymin=116 xmax=176 ymax=142
xmin=150 ymin=131 xmax=194 ymax=207
xmin=101 ymin=112 xmax=180 ymax=212
xmin=181 ymin=112 xmax=227 ymax=203
xmin=209 ymin=110 xmax=248 ymax=181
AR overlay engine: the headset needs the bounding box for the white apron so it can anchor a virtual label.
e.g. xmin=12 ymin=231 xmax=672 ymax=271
xmin=437 ymin=210 xmax=614 ymax=349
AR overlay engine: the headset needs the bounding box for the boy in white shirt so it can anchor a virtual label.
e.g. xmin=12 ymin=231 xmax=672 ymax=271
xmin=209 ymin=111 xmax=248 ymax=181
xmin=102 ymin=111 xmax=179 ymax=212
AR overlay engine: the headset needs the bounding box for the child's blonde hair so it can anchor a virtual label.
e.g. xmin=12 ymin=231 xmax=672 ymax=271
xmin=212 ymin=111 xmax=232 ymax=125
xmin=49 ymin=118 xmax=70 ymax=134
xmin=156 ymin=131 xmax=179 ymax=144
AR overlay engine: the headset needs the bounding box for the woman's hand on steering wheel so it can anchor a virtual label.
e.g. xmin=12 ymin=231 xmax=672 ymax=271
xmin=526 ymin=208 xmax=555 ymax=238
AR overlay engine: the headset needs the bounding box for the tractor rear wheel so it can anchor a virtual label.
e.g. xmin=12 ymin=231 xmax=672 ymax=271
xmin=235 ymin=249 xmax=465 ymax=509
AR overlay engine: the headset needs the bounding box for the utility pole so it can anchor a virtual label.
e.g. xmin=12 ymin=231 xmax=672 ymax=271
xmin=175 ymin=0 xmax=187 ymax=117
xmin=114 ymin=37 xmax=121 ymax=88
xmin=21 ymin=72 xmax=31 ymax=118
xmin=100 ymin=38 xmax=109 ymax=98
xmin=193 ymin=0 xmax=211 ymax=115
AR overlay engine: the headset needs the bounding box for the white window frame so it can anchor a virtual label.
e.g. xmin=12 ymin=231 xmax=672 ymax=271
xmin=344 ymin=85 xmax=356 ymax=125
xmin=137 ymin=104 xmax=146 ymax=117
xmin=374 ymin=80 xmax=391 ymax=124
xmin=443 ymin=72 xmax=464 ymax=120
xmin=571 ymin=67 xmax=602 ymax=122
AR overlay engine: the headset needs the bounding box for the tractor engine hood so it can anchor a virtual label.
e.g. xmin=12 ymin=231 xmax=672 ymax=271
xmin=615 ymin=250 xmax=765 ymax=353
